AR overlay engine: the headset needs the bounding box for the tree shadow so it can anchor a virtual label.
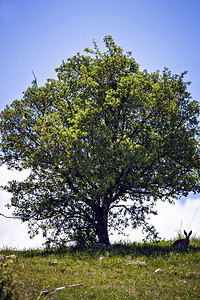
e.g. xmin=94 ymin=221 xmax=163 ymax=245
xmin=8 ymin=239 xmax=200 ymax=258
xmin=95 ymin=240 xmax=200 ymax=258
xmin=109 ymin=242 xmax=172 ymax=257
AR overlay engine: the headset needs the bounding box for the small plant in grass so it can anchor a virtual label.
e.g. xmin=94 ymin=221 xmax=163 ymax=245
xmin=0 ymin=260 xmax=19 ymax=300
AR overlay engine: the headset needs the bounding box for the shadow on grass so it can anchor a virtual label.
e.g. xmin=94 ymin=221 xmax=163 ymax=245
xmin=10 ymin=238 xmax=199 ymax=259
xmin=112 ymin=242 xmax=200 ymax=257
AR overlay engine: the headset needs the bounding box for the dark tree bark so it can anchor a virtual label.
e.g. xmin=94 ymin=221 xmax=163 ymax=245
xmin=95 ymin=206 xmax=110 ymax=245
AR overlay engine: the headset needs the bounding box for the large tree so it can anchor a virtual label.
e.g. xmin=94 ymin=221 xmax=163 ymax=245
xmin=1 ymin=36 xmax=200 ymax=246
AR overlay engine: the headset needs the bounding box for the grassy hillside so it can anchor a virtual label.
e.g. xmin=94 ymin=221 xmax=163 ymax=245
xmin=0 ymin=239 xmax=200 ymax=299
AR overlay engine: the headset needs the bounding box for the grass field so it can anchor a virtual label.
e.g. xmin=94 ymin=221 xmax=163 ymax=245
xmin=0 ymin=239 xmax=200 ymax=299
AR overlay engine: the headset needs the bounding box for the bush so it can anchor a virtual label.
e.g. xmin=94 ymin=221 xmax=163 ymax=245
xmin=0 ymin=261 xmax=19 ymax=300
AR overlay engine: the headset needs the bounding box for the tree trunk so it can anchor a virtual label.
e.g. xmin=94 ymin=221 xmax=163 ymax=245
xmin=95 ymin=207 xmax=110 ymax=245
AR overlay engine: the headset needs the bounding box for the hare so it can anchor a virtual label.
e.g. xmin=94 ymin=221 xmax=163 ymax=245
xmin=172 ymin=230 xmax=192 ymax=249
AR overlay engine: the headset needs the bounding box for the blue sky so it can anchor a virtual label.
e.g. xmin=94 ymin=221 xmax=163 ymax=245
xmin=1 ymin=0 xmax=199 ymax=110
xmin=0 ymin=0 xmax=200 ymax=248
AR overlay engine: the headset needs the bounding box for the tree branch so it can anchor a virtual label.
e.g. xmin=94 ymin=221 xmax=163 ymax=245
xmin=32 ymin=70 xmax=38 ymax=87
xmin=0 ymin=212 xmax=20 ymax=220
xmin=37 ymin=284 xmax=83 ymax=299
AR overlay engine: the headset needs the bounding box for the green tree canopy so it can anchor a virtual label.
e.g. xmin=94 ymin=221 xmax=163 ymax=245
xmin=1 ymin=36 xmax=200 ymax=246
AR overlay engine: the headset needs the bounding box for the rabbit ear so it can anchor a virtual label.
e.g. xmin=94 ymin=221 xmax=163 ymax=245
xmin=184 ymin=230 xmax=187 ymax=236
xmin=189 ymin=230 xmax=192 ymax=236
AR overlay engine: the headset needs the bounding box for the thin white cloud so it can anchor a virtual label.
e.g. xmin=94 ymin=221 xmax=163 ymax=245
xmin=0 ymin=166 xmax=45 ymax=249
xmin=110 ymin=198 xmax=200 ymax=243
xmin=150 ymin=198 xmax=200 ymax=239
